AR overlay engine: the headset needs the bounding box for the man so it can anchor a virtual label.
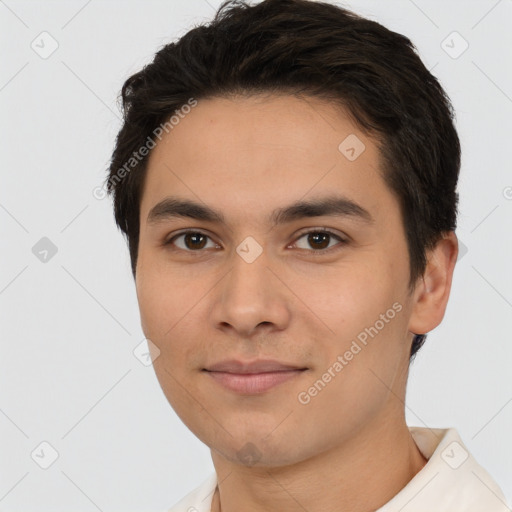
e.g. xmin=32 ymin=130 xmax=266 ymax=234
xmin=105 ymin=0 xmax=510 ymax=510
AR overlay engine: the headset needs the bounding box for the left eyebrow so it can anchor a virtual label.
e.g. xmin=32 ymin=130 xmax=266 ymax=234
xmin=269 ymin=195 xmax=374 ymax=226
xmin=146 ymin=195 xmax=374 ymax=227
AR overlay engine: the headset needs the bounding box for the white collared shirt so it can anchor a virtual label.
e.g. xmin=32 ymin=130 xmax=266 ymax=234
xmin=167 ymin=427 xmax=510 ymax=512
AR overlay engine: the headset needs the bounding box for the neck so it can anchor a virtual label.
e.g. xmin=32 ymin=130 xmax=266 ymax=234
xmin=210 ymin=417 xmax=428 ymax=512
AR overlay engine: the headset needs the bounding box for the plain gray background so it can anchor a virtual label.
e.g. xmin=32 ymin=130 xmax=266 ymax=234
xmin=1 ymin=0 xmax=511 ymax=510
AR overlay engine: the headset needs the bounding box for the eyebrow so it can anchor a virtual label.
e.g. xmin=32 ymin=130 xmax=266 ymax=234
xmin=147 ymin=195 xmax=374 ymax=227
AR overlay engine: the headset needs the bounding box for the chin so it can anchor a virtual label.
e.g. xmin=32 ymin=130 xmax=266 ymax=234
xmin=212 ymin=441 xmax=304 ymax=468
xmin=205 ymin=424 xmax=321 ymax=469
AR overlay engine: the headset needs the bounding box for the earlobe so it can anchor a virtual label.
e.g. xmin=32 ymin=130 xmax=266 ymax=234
xmin=408 ymin=232 xmax=459 ymax=336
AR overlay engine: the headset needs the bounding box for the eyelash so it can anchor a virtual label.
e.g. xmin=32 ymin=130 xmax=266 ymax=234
xmin=163 ymin=228 xmax=348 ymax=256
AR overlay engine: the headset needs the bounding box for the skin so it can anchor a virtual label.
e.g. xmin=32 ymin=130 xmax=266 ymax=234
xmin=135 ymin=94 xmax=458 ymax=512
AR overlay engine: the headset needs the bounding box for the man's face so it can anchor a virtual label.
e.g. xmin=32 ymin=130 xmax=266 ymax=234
xmin=136 ymin=94 xmax=418 ymax=466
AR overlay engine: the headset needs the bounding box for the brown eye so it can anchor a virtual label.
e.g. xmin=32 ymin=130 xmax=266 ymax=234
xmin=306 ymin=232 xmax=330 ymax=250
xmin=293 ymin=229 xmax=346 ymax=254
xmin=182 ymin=232 xmax=208 ymax=250
xmin=166 ymin=231 xmax=218 ymax=251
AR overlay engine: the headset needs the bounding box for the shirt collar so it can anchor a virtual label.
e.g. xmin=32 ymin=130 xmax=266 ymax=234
xmin=377 ymin=427 xmax=509 ymax=511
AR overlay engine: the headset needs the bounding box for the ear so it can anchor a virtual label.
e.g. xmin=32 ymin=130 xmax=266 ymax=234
xmin=408 ymin=231 xmax=459 ymax=336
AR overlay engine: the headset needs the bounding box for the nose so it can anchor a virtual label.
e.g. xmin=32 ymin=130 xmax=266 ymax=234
xmin=210 ymin=247 xmax=291 ymax=340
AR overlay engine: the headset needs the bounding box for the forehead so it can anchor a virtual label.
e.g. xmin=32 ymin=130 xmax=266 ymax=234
xmin=140 ymin=94 xmax=395 ymax=228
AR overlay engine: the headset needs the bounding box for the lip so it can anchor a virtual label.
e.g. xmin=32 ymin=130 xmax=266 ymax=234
xmin=203 ymin=359 xmax=308 ymax=394
xmin=205 ymin=359 xmax=306 ymax=373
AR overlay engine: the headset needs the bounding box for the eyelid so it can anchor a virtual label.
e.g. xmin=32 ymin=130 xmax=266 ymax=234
xmin=164 ymin=227 xmax=348 ymax=254
xmin=293 ymin=226 xmax=348 ymax=242
xmin=163 ymin=228 xmax=221 ymax=250
xmin=290 ymin=227 xmax=348 ymax=255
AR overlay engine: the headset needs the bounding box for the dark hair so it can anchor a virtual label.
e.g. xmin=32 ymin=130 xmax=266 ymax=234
xmin=106 ymin=0 xmax=460 ymax=359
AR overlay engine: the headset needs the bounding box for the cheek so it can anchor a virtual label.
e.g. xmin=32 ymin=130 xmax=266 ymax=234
xmin=136 ymin=268 xmax=204 ymax=422
xmin=135 ymin=264 xmax=206 ymax=372
xmin=136 ymin=257 xmax=190 ymax=339
xmin=315 ymin=263 xmax=409 ymax=376
xmin=316 ymin=264 xmax=388 ymax=325
xmin=297 ymin=308 xmax=409 ymax=438
xmin=136 ymin=273 xmax=167 ymax=339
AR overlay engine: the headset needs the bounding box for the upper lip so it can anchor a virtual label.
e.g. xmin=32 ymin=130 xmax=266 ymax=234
xmin=204 ymin=359 xmax=307 ymax=374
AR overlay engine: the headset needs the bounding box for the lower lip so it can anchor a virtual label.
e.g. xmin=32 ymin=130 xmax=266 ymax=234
xmin=205 ymin=370 xmax=306 ymax=394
